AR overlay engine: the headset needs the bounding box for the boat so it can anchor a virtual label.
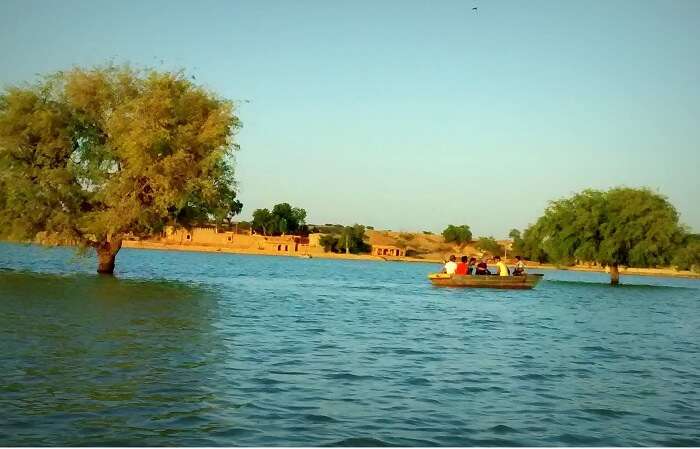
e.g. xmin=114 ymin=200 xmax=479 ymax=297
xmin=428 ymin=273 xmax=544 ymax=289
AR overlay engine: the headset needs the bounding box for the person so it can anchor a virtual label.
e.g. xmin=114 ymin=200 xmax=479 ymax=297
xmin=475 ymin=258 xmax=490 ymax=275
xmin=455 ymin=256 xmax=469 ymax=275
xmin=442 ymin=255 xmax=458 ymax=275
xmin=494 ymin=255 xmax=510 ymax=277
xmin=468 ymin=257 xmax=477 ymax=275
xmin=513 ymin=255 xmax=527 ymax=276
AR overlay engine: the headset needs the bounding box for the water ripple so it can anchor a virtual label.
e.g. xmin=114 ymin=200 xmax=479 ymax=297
xmin=1 ymin=243 xmax=700 ymax=446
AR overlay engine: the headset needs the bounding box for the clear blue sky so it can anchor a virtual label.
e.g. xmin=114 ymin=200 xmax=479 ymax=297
xmin=1 ymin=0 xmax=699 ymax=237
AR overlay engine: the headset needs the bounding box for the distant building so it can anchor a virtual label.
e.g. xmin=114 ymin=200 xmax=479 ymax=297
xmin=161 ymin=226 xmax=311 ymax=254
xmin=372 ymin=245 xmax=405 ymax=257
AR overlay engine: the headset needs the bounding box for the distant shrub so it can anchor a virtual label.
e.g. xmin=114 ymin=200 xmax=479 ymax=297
xmin=476 ymin=236 xmax=504 ymax=256
xmin=422 ymin=231 xmax=433 ymax=235
xmin=399 ymin=232 xmax=414 ymax=241
xmin=442 ymin=225 xmax=472 ymax=248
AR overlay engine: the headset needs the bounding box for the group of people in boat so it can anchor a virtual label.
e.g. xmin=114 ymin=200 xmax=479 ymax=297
xmin=442 ymin=255 xmax=527 ymax=277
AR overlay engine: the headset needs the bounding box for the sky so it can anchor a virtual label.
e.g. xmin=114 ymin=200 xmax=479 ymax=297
xmin=1 ymin=0 xmax=699 ymax=237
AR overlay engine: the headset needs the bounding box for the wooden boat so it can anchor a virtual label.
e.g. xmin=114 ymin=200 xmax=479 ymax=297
xmin=428 ymin=273 xmax=544 ymax=289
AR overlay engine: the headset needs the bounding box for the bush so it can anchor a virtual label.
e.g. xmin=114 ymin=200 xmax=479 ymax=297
xmin=319 ymin=224 xmax=370 ymax=254
xmin=441 ymin=225 xmax=472 ymax=247
xmin=319 ymin=234 xmax=339 ymax=252
xmin=476 ymin=236 xmax=503 ymax=256
xmin=672 ymin=241 xmax=700 ymax=272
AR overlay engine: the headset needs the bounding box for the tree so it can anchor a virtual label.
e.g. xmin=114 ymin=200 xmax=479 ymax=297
xmin=530 ymin=187 xmax=684 ymax=285
xmin=519 ymin=222 xmax=549 ymax=263
xmin=672 ymin=234 xmax=700 ymax=272
xmin=476 ymin=236 xmax=504 ymax=256
xmin=251 ymin=208 xmax=273 ymax=235
xmin=441 ymin=224 xmax=472 ymax=248
xmin=319 ymin=224 xmax=369 ymax=254
xmin=509 ymin=228 xmax=525 ymax=255
xmin=251 ymin=202 xmax=307 ymax=236
xmin=319 ymin=234 xmax=339 ymax=252
xmin=0 ymin=65 xmax=242 ymax=274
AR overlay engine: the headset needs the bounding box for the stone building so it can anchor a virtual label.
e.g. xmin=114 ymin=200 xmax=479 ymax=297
xmin=160 ymin=226 xmax=312 ymax=255
xmin=372 ymin=245 xmax=405 ymax=257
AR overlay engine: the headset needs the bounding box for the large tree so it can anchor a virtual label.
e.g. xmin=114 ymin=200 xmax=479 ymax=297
xmin=0 ymin=65 xmax=242 ymax=274
xmin=529 ymin=187 xmax=684 ymax=284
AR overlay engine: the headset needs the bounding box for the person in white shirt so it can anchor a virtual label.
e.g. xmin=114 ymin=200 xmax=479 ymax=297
xmin=442 ymin=255 xmax=458 ymax=275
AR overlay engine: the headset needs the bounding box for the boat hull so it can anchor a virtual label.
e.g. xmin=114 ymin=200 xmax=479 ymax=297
xmin=428 ymin=273 xmax=544 ymax=289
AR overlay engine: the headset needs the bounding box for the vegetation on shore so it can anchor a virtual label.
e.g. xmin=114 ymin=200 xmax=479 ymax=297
xmin=441 ymin=225 xmax=472 ymax=248
xmin=319 ymin=224 xmax=370 ymax=254
xmin=511 ymin=188 xmax=691 ymax=284
xmin=0 ymin=65 xmax=242 ymax=274
xmin=251 ymin=203 xmax=307 ymax=236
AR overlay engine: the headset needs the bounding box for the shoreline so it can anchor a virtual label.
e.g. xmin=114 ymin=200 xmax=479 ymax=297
xmin=122 ymin=240 xmax=700 ymax=280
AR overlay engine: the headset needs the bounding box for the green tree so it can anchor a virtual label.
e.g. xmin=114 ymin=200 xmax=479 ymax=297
xmin=319 ymin=234 xmax=339 ymax=252
xmin=509 ymin=228 xmax=525 ymax=255
xmin=251 ymin=208 xmax=273 ymax=235
xmin=519 ymin=222 xmax=549 ymax=263
xmin=319 ymin=224 xmax=369 ymax=254
xmin=531 ymin=187 xmax=684 ymax=284
xmin=0 ymin=65 xmax=241 ymax=274
xmin=672 ymin=234 xmax=700 ymax=272
xmin=476 ymin=236 xmax=504 ymax=256
xmin=251 ymin=202 xmax=307 ymax=236
xmin=441 ymin=224 xmax=472 ymax=248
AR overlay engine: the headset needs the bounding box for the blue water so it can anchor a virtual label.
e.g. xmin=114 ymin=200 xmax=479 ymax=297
xmin=1 ymin=242 xmax=699 ymax=446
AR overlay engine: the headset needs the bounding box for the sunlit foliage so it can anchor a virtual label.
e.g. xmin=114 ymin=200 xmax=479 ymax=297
xmin=441 ymin=224 xmax=472 ymax=248
xmin=0 ymin=65 xmax=242 ymax=272
xmin=524 ymin=187 xmax=685 ymax=283
xmin=475 ymin=236 xmax=504 ymax=256
xmin=319 ymin=224 xmax=369 ymax=254
xmin=251 ymin=203 xmax=307 ymax=236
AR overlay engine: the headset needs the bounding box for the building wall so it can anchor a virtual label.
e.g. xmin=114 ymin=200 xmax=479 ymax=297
xmin=372 ymin=245 xmax=405 ymax=257
xmin=161 ymin=226 xmax=311 ymax=254
xmin=307 ymin=233 xmax=324 ymax=254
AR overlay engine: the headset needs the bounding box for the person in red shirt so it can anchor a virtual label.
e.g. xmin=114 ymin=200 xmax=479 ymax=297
xmin=455 ymin=255 xmax=469 ymax=275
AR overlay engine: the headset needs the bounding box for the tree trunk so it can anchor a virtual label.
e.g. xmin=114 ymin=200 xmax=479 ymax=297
xmin=96 ymin=239 xmax=122 ymax=275
xmin=610 ymin=263 xmax=620 ymax=286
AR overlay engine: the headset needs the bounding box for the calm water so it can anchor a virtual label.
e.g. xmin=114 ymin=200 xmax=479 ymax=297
xmin=1 ymin=242 xmax=699 ymax=446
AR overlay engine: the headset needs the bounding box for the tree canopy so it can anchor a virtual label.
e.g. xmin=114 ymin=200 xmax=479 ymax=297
xmin=475 ymin=236 xmax=504 ymax=256
xmin=319 ymin=224 xmax=369 ymax=254
xmin=251 ymin=203 xmax=307 ymax=236
xmin=525 ymin=187 xmax=684 ymax=284
xmin=671 ymin=234 xmax=700 ymax=273
xmin=0 ymin=65 xmax=242 ymax=273
xmin=441 ymin=224 xmax=472 ymax=248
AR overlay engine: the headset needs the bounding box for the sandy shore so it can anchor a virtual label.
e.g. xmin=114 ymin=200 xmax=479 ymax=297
xmin=123 ymin=240 xmax=700 ymax=280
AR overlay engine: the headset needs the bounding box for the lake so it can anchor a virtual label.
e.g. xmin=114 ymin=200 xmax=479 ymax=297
xmin=1 ymin=242 xmax=699 ymax=446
